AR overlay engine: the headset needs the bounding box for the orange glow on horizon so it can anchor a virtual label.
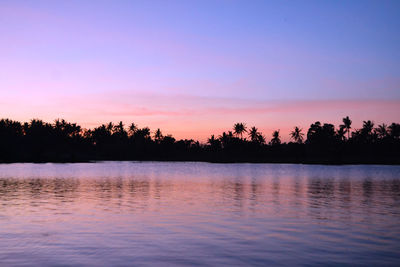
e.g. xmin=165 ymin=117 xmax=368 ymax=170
xmin=0 ymin=93 xmax=398 ymax=142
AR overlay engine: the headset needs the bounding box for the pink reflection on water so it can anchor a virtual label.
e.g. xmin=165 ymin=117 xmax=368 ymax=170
xmin=0 ymin=162 xmax=399 ymax=266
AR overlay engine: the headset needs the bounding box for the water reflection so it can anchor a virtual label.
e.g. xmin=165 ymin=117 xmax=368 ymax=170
xmin=0 ymin=166 xmax=399 ymax=219
xmin=0 ymin=162 xmax=399 ymax=266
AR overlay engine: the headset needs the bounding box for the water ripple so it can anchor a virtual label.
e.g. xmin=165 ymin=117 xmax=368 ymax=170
xmin=0 ymin=162 xmax=399 ymax=266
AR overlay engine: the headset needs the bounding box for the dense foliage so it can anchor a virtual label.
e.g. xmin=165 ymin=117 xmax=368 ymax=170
xmin=0 ymin=117 xmax=399 ymax=164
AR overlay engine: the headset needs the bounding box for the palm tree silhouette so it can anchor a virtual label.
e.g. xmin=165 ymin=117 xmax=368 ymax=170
xmin=106 ymin=122 xmax=114 ymax=134
xmin=362 ymin=120 xmax=374 ymax=136
xmin=257 ymin=134 xmax=266 ymax=144
xmin=248 ymin=126 xmax=266 ymax=144
xmin=233 ymin=123 xmax=247 ymax=139
xmin=388 ymin=123 xmax=400 ymax=139
xmin=249 ymin=126 xmax=259 ymax=142
xmin=129 ymin=123 xmax=137 ymax=136
xmin=375 ymin=123 xmax=388 ymax=139
xmin=154 ymin=128 xmax=163 ymax=143
xmin=208 ymin=134 xmax=216 ymax=145
xmin=337 ymin=126 xmax=346 ymax=141
xmin=208 ymin=134 xmax=221 ymax=150
xmin=290 ymin=126 xmax=304 ymax=144
xmin=342 ymin=116 xmax=352 ymax=140
xmin=115 ymin=121 xmax=125 ymax=134
xmin=270 ymin=130 xmax=281 ymax=145
xmin=2 ymin=116 xmax=400 ymax=163
xmin=218 ymin=131 xmax=234 ymax=148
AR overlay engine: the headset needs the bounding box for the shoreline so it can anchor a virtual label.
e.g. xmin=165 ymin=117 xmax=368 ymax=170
xmin=1 ymin=158 xmax=399 ymax=165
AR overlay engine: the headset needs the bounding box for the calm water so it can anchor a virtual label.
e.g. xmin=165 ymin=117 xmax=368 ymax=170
xmin=0 ymin=162 xmax=399 ymax=266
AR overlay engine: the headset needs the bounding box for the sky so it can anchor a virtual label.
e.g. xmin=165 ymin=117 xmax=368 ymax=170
xmin=0 ymin=0 xmax=399 ymax=141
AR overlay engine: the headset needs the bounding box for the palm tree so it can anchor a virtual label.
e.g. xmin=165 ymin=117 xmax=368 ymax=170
xmin=270 ymin=130 xmax=281 ymax=145
xmin=248 ymin=126 xmax=266 ymax=144
xmin=154 ymin=128 xmax=163 ymax=143
xmin=106 ymin=122 xmax=114 ymax=134
xmin=337 ymin=125 xmax=346 ymax=141
xmin=290 ymin=126 xmax=304 ymax=144
xmin=115 ymin=121 xmax=125 ymax=134
xmin=388 ymin=123 xmax=400 ymax=139
xmin=362 ymin=120 xmax=374 ymax=135
xmin=208 ymin=134 xmax=221 ymax=150
xmin=128 ymin=123 xmax=137 ymax=136
xmin=134 ymin=127 xmax=151 ymax=140
xmin=257 ymin=133 xmax=266 ymax=144
xmin=342 ymin=116 xmax=352 ymax=140
xmin=208 ymin=134 xmax=216 ymax=145
xmin=233 ymin=123 xmax=247 ymax=139
xmin=249 ymin=126 xmax=259 ymax=142
xmin=375 ymin=123 xmax=388 ymax=139
xmin=218 ymin=131 xmax=233 ymax=148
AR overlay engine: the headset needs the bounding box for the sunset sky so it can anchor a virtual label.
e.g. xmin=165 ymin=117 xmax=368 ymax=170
xmin=1 ymin=0 xmax=399 ymax=141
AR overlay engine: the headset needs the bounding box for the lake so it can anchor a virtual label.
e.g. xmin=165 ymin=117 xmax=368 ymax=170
xmin=0 ymin=162 xmax=399 ymax=266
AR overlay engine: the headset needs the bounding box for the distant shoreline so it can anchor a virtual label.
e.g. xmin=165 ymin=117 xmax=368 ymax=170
xmin=1 ymin=158 xmax=399 ymax=165
xmin=1 ymin=118 xmax=399 ymax=166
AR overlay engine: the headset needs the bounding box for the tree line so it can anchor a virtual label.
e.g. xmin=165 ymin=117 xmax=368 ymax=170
xmin=0 ymin=117 xmax=399 ymax=164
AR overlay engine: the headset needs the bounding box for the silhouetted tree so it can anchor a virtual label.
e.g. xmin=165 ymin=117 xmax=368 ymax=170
xmin=233 ymin=123 xmax=247 ymax=139
xmin=290 ymin=127 xmax=304 ymax=144
xmin=107 ymin=122 xmax=114 ymax=133
xmin=362 ymin=120 xmax=374 ymax=135
xmin=219 ymin=131 xmax=234 ymax=148
xmin=337 ymin=125 xmax=346 ymax=141
xmin=114 ymin=121 xmax=127 ymax=140
xmin=128 ymin=123 xmax=138 ymax=136
xmin=0 ymin=117 xmax=399 ymax=164
xmin=307 ymin=122 xmax=336 ymax=145
xmin=375 ymin=124 xmax=388 ymax=139
xmin=388 ymin=123 xmax=400 ymax=139
xmin=257 ymin=133 xmax=266 ymax=144
xmin=248 ymin=126 xmax=266 ymax=145
xmin=0 ymin=119 xmax=23 ymax=161
xmin=249 ymin=127 xmax=258 ymax=142
xmin=341 ymin=116 xmax=352 ymax=140
xmin=208 ymin=134 xmax=221 ymax=151
xmin=114 ymin=121 xmax=124 ymax=133
xmin=154 ymin=128 xmax=163 ymax=143
xmin=134 ymin=127 xmax=151 ymax=140
xmin=355 ymin=120 xmax=375 ymax=143
xmin=270 ymin=130 xmax=281 ymax=145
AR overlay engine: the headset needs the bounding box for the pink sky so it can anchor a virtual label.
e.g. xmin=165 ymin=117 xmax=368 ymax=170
xmin=1 ymin=1 xmax=399 ymax=142
xmin=0 ymin=90 xmax=398 ymax=142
